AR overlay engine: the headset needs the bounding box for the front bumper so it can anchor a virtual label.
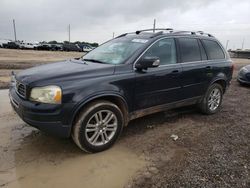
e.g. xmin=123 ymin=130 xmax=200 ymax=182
xmin=237 ymin=76 xmax=250 ymax=85
xmin=9 ymin=87 xmax=74 ymax=138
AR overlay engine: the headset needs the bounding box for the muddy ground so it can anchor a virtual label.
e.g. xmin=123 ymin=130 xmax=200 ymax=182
xmin=0 ymin=90 xmax=146 ymax=188
xmin=0 ymin=49 xmax=249 ymax=187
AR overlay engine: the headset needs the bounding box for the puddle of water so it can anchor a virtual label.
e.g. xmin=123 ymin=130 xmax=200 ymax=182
xmin=0 ymin=90 xmax=12 ymax=115
xmin=0 ymin=89 xmax=146 ymax=188
xmin=4 ymin=146 xmax=145 ymax=188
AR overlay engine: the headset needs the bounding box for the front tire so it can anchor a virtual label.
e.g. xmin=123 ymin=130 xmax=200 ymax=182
xmin=199 ymin=83 xmax=223 ymax=115
xmin=72 ymin=100 xmax=124 ymax=153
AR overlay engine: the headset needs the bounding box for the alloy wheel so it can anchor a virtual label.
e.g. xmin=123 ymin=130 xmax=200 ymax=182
xmin=85 ymin=110 xmax=118 ymax=146
xmin=208 ymin=88 xmax=221 ymax=111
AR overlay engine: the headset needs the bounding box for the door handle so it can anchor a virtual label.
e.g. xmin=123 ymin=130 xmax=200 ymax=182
xmin=170 ymin=70 xmax=180 ymax=77
xmin=206 ymin=66 xmax=212 ymax=70
xmin=171 ymin=70 xmax=179 ymax=74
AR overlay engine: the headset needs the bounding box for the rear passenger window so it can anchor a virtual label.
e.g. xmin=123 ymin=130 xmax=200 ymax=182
xmin=202 ymin=39 xmax=225 ymax=60
xmin=178 ymin=38 xmax=201 ymax=62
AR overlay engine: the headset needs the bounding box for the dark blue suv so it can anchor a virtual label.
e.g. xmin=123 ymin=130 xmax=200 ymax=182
xmin=9 ymin=29 xmax=233 ymax=152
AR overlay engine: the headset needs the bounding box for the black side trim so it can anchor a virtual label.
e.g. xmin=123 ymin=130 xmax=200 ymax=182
xmin=129 ymin=96 xmax=202 ymax=120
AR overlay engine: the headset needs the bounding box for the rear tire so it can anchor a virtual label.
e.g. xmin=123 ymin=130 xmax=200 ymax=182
xmin=199 ymin=83 xmax=223 ymax=115
xmin=72 ymin=100 xmax=124 ymax=153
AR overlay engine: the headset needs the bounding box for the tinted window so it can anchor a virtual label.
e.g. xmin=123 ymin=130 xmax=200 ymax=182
xmin=178 ymin=38 xmax=201 ymax=62
xmin=143 ymin=38 xmax=176 ymax=65
xmin=202 ymin=39 xmax=225 ymax=60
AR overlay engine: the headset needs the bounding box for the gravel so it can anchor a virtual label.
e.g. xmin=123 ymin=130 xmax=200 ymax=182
xmin=122 ymin=59 xmax=250 ymax=188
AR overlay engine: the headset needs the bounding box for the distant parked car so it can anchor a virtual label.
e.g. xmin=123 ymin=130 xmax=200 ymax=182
xmin=78 ymin=44 xmax=94 ymax=52
xmin=51 ymin=44 xmax=63 ymax=51
xmin=3 ymin=41 xmax=21 ymax=49
xmin=62 ymin=43 xmax=82 ymax=52
xmin=0 ymin=39 xmax=11 ymax=48
xmin=35 ymin=43 xmax=52 ymax=51
xmin=20 ymin=42 xmax=38 ymax=50
xmin=238 ymin=65 xmax=250 ymax=85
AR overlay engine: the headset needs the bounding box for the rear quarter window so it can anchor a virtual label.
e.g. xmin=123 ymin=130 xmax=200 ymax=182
xmin=202 ymin=39 xmax=225 ymax=60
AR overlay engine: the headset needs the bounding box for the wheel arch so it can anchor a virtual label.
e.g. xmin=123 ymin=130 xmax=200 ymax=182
xmin=70 ymin=93 xmax=129 ymax=132
xmin=210 ymin=78 xmax=227 ymax=93
xmin=209 ymin=71 xmax=229 ymax=93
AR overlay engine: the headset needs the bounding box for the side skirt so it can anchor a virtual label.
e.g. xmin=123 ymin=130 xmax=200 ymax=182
xmin=129 ymin=96 xmax=202 ymax=121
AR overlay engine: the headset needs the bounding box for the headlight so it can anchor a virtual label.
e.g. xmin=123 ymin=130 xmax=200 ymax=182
xmin=241 ymin=67 xmax=248 ymax=73
xmin=30 ymin=86 xmax=62 ymax=104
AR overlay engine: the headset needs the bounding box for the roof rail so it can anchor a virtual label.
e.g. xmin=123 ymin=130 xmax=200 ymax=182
xmin=150 ymin=31 xmax=164 ymax=38
xmin=115 ymin=28 xmax=173 ymax=39
xmin=171 ymin=30 xmax=214 ymax=37
xmin=196 ymin=31 xmax=213 ymax=37
xmin=135 ymin=28 xmax=173 ymax=34
xmin=171 ymin=31 xmax=196 ymax=35
xmin=115 ymin=28 xmax=214 ymax=39
xmin=115 ymin=32 xmax=135 ymax=38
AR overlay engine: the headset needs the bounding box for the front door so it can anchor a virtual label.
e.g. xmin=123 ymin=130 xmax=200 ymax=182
xmin=134 ymin=38 xmax=182 ymax=111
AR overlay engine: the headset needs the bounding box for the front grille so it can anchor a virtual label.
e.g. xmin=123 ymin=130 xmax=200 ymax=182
xmin=16 ymin=81 xmax=26 ymax=98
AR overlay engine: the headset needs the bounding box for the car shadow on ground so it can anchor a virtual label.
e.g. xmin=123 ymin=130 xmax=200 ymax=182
xmin=13 ymin=105 xmax=198 ymax=159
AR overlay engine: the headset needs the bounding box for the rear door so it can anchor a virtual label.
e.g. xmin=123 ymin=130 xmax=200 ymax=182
xmin=177 ymin=37 xmax=208 ymax=99
xmin=201 ymin=39 xmax=230 ymax=84
xmin=134 ymin=38 xmax=183 ymax=110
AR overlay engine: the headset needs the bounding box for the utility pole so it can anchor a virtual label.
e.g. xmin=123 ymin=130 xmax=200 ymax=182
xmin=153 ymin=19 xmax=156 ymax=33
xmin=112 ymin=32 xmax=115 ymax=39
xmin=225 ymin=40 xmax=229 ymax=50
xmin=13 ymin=19 xmax=17 ymax=41
xmin=241 ymin=38 xmax=245 ymax=50
xmin=68 ymin=24 xmax=71 ymax=43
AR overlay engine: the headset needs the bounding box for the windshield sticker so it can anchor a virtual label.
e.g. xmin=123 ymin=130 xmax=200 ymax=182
xmin=132 ymin=39 xmax=148 ymax=43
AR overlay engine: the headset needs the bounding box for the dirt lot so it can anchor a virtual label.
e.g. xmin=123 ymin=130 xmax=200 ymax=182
xmin=0 ymin=48 xmax=83 ymax=89
xmin=0 ymin=49 xmax=249 ymax=187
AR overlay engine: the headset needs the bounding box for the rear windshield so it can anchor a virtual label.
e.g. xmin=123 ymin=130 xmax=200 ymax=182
xmin=82 ymin=37 xmax=148 ymax=64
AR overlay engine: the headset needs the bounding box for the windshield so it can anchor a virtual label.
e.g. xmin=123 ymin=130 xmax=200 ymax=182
xmin=82 ymin=37 xmax=148 ymax=64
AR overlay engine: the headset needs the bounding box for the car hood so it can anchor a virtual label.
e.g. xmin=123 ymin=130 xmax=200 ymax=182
xmin=16 ymin=59 xmax=115 ymax=85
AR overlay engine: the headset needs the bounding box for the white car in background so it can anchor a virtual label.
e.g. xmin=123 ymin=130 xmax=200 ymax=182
xmin=82 ymin=44 xmax=94 ymax=52
xmin=20 ymin=41 xmax=39 ymax=49
xmin=0 ymin=39 xmax=11 ymax=47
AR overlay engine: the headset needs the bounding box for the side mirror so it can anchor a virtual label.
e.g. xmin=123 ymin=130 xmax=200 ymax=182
xmin=135 ymin=56 xmax=160 ymax=70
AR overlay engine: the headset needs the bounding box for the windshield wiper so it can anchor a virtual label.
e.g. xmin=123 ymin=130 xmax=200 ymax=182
xmin=82 ymin=58 xmax=108 ymax=64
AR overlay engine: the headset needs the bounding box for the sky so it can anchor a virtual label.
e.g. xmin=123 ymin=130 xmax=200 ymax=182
xmin=0 ymin=0 xmax=250 ymax=49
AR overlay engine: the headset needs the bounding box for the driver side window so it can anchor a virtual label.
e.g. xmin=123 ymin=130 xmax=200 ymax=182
xmin=143 ymin=38 xmax=176 ymax=65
